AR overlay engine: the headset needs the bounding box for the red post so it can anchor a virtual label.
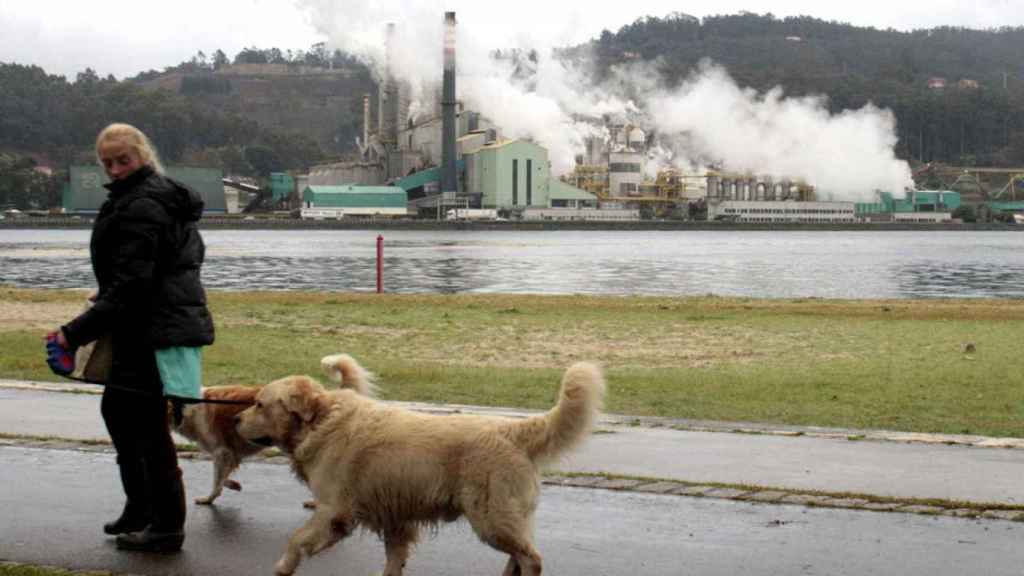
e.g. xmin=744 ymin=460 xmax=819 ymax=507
xmin=376 ymin=235 xmax=383 ymax=293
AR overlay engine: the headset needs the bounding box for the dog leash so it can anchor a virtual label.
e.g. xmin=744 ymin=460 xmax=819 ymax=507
xmin=59 ymin=373 xmax=255 ymax=406
xmin=44 ymin=334 xmax=253 ymax=406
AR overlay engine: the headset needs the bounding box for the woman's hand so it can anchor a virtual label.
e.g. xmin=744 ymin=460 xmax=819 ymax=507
xmin=45 ymin=329 xmax=75 ymax=376
xmin=45 ymin=329 xmax=69 ymax=348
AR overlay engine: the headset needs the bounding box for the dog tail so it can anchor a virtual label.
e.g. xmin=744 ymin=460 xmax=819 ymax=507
xmin=320 ymin=354 xmax=380 ymax=397
xmin=504 ymin=362 xmax=605 ymax=466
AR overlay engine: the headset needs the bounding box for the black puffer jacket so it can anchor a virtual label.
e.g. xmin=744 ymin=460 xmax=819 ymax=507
xmin=63 ymin=165 xmax=215 ymax=387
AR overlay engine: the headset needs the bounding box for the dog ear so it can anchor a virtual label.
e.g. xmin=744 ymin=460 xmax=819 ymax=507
xmin=284 ymin=377 xmax=324 ymax=423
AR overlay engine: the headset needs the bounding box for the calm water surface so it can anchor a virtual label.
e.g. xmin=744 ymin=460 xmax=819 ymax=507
xmin=0 ymin=229 xmax=1021 ymax=298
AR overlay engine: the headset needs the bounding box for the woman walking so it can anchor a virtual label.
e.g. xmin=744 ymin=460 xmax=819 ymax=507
xmin=49 ymin=123 xmax=214 ymax=552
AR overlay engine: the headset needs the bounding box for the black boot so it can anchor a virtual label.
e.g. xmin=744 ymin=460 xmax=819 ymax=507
xmin=104 ymin=457 xmax=150 ymax=535
xmin=116 ymin=468 xmax=186 ymax=553
xmin=115 ymin=524 xmax=185 ymax=553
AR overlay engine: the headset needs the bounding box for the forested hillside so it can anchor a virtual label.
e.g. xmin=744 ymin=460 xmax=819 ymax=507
xmin=130 ymin=45 xmax=375 ymax=160
xmin=590 ymin=12 xmax=1024 ymax=167
xmin=0 ymin=45 xmax=373 ymax=208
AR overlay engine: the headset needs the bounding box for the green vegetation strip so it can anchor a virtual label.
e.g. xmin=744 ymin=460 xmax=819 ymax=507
xmin=546 ymin=472 xmax=1024 ymax=519
xmin=3 ymin=288 xmax=1023 ymax=437
xmin=0 ymin=432 xmax=200 ymax=453
xmin=0 ymin=562 xmax=114 ymax=576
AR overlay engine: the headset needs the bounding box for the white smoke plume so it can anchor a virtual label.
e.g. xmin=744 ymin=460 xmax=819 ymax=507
xmin=297 ymin=1 xmax=912 ymax=199
xmin=642 ymin=61 xmax=913 ymax=200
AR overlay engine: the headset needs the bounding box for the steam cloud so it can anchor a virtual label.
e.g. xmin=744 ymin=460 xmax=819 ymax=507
xmin=645 ymin=62 xmax=913 ymax=200
xmin=298 ymin=1 xmax=912 ymax=200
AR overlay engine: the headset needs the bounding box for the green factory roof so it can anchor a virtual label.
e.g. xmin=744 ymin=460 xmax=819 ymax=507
xmin=989 ymin=201 xmax=1024 ymax=211
xmin=549 ymin=179 xmax=597 ymax=201
xmin=391 ymin=160 xmax=466 ymax=192
xmin=302 ymin=185 xmax=407 ymax=208
xmin=393 ymin=167 xmax=440 ymax=192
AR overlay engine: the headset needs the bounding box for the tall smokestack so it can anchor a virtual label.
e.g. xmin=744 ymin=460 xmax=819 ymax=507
xmin=362 ymin=94 xmax=370 ymax=152
xmin=441 ymin=11 xmax=457 ymax=194
xmin=379 ymin=23 xmax=397 ymax=144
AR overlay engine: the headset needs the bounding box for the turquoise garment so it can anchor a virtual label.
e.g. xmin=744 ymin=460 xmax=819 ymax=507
xmin=155 ymin=347 xmax=202 ymax=399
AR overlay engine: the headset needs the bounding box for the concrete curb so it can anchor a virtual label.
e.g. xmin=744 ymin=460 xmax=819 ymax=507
xmin=0 ymin=560 xmax=122 ymax=576
xmin=3 ymin=435 xmax=1023 ymax=524
xmin=5 ymin=379 xmax=1024 ymax=450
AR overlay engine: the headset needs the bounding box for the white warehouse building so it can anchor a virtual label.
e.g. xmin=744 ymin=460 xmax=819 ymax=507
xmin=708 ymin=200 xmax=857 ymax=223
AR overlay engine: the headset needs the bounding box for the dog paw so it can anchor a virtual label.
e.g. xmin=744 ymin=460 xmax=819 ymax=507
xmin=274 ymin=557 xmax=296 ymax=576
xmin=195 ymin=496 xmax=215 ymax=505
xmin=302 ymin=500 xmax=316 ymax=509
xmin=225 ymin=479 xmax=242 ymax=491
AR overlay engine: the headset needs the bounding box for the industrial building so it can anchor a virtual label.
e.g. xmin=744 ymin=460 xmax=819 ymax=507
xmin=521 ymin=207 xmax=640 ymax=221
xmin=707 ymin=191 xmax=961 ymax=224
xmin=300 ymin=185 xmax=408 ymax=219
xmin=708 ymin=200 xmax=856 ymax=223
xmin=706 ymin=174 xmax=814 ymax=202
xmin=855 ymin=190 xmax=959 ymax=222
xmin=317 ymin=13 xmax=471 ymax=200
xmin=606 ymin=125 xmax=646 ymax=198
xmin=298 ymin=11 xmax=598 ymax=220
xmin=464 ymin=139 xmax=579 ymax=209
xmin=64 ymin=165 xmax=226 ymax=214
xmin=300 ymin=10 xmax=963 ymax=225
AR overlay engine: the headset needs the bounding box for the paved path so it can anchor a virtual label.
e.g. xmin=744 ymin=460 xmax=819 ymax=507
xmin=2 ymin=380 xmax=1023 ymax=507
xmin=5 ymin=379 xmax=1024 ymax=576
xmin=4 ymin=445 xmax=1024 ymax=576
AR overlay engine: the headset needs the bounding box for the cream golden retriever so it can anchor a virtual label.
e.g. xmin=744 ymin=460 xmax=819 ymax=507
xmin=235 ymin=358 xmax=605 ymax=576
xmin=173 ymin=354 xmax=376 ymax=505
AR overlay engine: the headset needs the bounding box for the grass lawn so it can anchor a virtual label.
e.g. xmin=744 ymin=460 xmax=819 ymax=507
xmin=3 ymin=287 xmax=1022 ymax=437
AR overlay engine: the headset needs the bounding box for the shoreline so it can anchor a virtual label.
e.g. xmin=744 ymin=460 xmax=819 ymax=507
xmin=1 ymin=217 xmax=1021 ymax=232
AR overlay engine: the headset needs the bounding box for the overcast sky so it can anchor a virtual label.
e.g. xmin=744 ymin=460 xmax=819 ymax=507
xmin=1 ymin=0 xmax=1021 ymax=80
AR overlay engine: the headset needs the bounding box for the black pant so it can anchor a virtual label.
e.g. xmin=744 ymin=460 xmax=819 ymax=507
xmin=101 ymin=384 xmax=180 ymax=515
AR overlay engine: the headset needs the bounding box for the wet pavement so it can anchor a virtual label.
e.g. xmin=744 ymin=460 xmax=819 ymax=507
xmin=3 ymin=379 xmax=1024 ymax=575
xmin=3 ymin=445 xmax=1024 ymax=576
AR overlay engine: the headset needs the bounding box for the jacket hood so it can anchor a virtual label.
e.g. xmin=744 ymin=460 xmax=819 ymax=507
xmin=105 ymin=166 xmax=205 ymax=222
xmin=162 ymin=178 xmax=205 ymax=223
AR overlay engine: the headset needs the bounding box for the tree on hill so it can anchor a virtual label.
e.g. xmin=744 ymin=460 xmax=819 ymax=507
xmin=212 ymin=49 xmax=230 ymax=70
xmin=234 ymin=47 xmax=269 ymax=65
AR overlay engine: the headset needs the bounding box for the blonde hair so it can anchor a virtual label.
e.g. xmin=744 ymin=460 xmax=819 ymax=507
xmin=95 ymin=123 xmax=164 ymax=174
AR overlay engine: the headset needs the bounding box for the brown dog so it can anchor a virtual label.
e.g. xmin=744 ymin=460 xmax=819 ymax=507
xmin=172 ymin=354 xmax=376 ymax=505
xmin=235 ymin=357 xmax=605 ymax=576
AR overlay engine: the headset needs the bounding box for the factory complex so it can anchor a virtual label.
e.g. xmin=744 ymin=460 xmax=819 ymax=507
xmin=55 ymin=12 xmax=1024 ymax=226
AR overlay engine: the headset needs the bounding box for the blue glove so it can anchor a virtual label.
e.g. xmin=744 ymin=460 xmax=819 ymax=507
xmin=46 ymin=332 xmax=75 ymax=376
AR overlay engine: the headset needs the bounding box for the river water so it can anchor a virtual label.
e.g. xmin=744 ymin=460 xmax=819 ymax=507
xmin=1 ymin=229 xmax=1021 ymax=299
